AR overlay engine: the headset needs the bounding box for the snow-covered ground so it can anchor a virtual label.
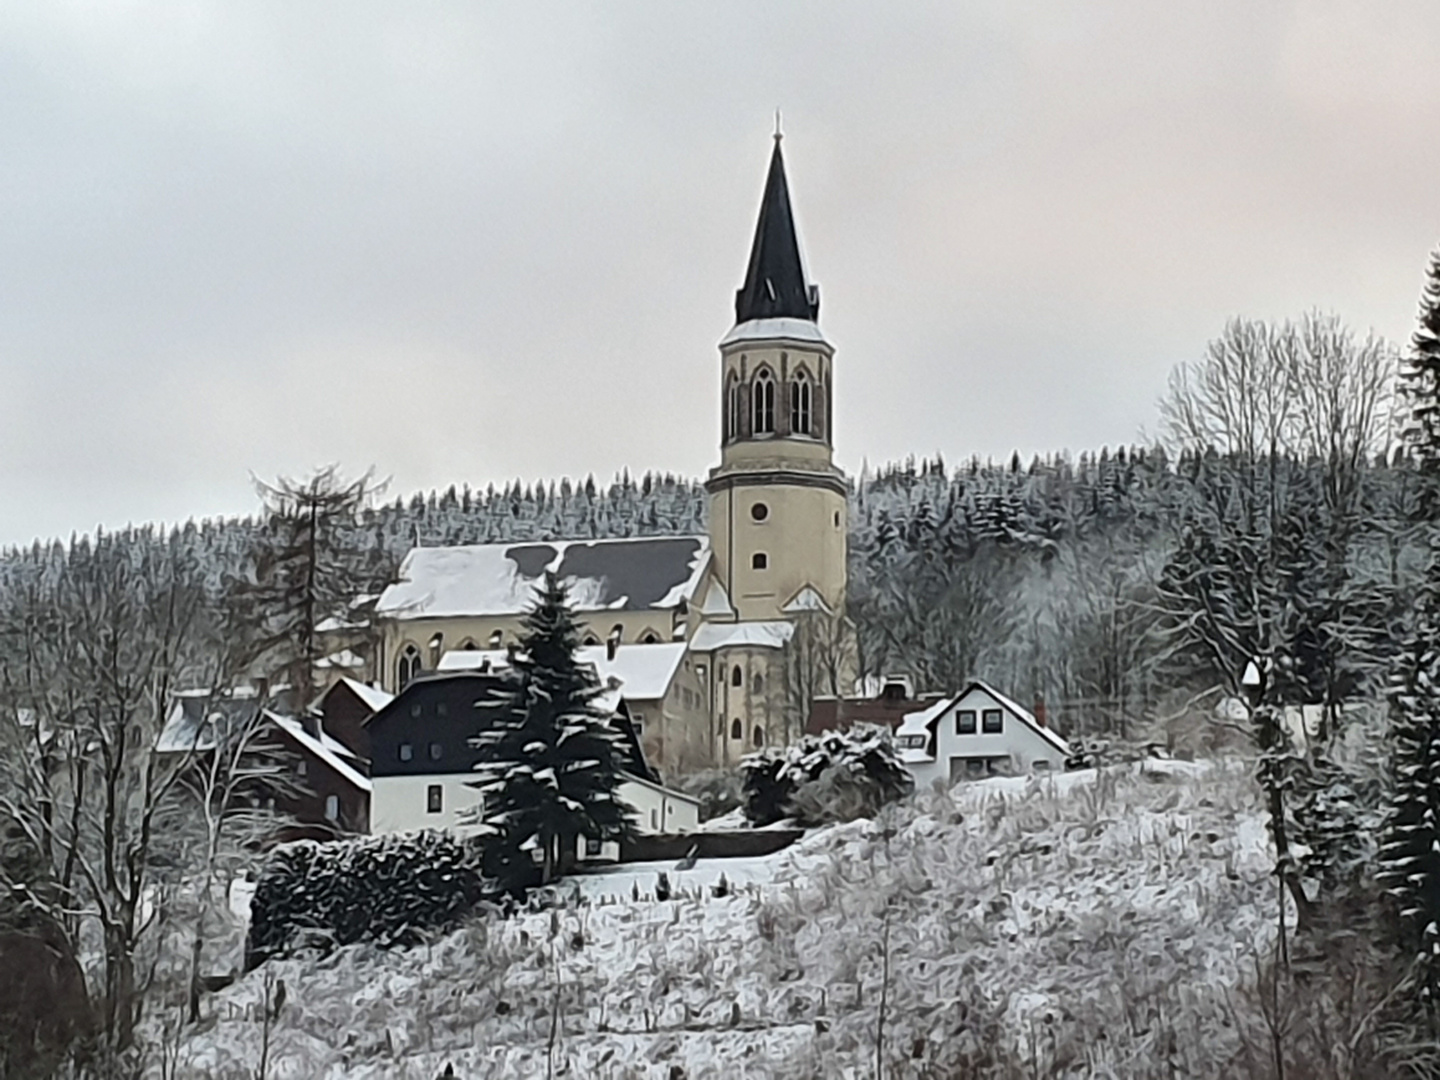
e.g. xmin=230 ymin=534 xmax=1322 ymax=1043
xmin=160 ymin=760 xmax=1275 ymax=1079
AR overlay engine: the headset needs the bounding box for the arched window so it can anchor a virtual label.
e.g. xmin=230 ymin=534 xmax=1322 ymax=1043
xmin=458 ymin=639 xmax=478 ymax=651
xmin=731 ymin=665 xmax=743 ymax=687
xmin=639 ymin=630 xmax=659 ymax=644
xmin=752 ymin=369 xmax=775 ymax=434
xmin=731 ymin=718 xmax=743 ymax=740
xmin=398 ymin=644 xmax=422 ymax=687
xmin=725 ymin=373 xmax=741 ymax=441
xmin=753 ymin=726 xmax=765 ymax=747
xmin=753 ymin=672 xmax=764 ymax=694
xmin=428 ymin=632 xmax=444 ymax=668
xmin=609 ymin=624 xmax=624 ymax=643
xmin=488 ymin=629 xmax=503 ymax=648
xmin=790 ymin=370 xmax=812 ymax=435
xmin=751 ymin=552 xmax=768 ymax=570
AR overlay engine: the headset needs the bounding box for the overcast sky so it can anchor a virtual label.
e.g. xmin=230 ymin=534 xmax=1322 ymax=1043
xmin=3 ymin=2 xmax=1439 ymax=547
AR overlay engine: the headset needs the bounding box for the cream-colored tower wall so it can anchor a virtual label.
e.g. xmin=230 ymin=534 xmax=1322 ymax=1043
xmin=707 ymin=335 xmax=848 ymax=623
xmin=708 ymin=483 xmax=846 ymax=622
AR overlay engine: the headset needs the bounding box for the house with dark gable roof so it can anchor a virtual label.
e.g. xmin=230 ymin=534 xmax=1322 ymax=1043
xmin=365 ymin=670 xmax=699 ymax=841
xmin=154 ymin=689 xmax=373 ymax=837
xmin=370 ymin=135 xmax=859 ymax=776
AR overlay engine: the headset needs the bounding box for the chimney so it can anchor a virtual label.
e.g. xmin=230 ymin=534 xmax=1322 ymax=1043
xmin=1033 ymin=697 xmax=1047 ymax=728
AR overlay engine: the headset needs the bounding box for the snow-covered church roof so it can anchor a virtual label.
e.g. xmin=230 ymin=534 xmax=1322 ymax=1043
xmin=375 ymin=536 xmax=711 ymax=621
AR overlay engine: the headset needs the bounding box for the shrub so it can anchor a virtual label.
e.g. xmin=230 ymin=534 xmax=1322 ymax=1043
xmin=245 ymin=830 xmax=488 ymax=967
xmin=671 ymin=768 xmax=745 ymax=821
xmin=740 ymin=724 xmax=913 ymax=827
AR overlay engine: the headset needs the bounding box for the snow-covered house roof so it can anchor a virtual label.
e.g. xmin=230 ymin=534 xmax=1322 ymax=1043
xmin=315 ymin=649 xmax=365 ymax=670
xmin=265 ymin=711 xmax=372 ymax=793
xmin=337 ymin=678 xmax=394 ymax=714
xmin=437 ymin=643 xmax=687 ymax=702
xmin=375 ymin=536 xmax=711 ymax=621
xmin=689 ymin=620 xmax=794 ymax=652
xmin=155 ymin=697 xmax=261 ymax=754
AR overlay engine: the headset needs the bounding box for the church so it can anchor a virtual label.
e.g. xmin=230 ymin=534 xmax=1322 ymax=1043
xmin=368 ymin=136 xmax=852 ymax=777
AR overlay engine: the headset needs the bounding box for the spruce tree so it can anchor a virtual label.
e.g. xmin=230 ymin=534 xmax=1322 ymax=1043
xmin=472 ymin=574 xmax=635 ymax=892
xmin=1378 ymin=248 xmax=1440 ymax=1007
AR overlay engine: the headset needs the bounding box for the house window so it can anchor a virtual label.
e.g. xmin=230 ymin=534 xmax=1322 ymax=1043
xmin=982 ymin=709 xmax=1004 ymax=734
xmin=753 ymin=672 xmax=764 ymax=694
xmin=725 ymin=374 xmax=741 ymax=440
xmin=956 ymin=710 xmax=977 ymax=734
xmin=436 ymin=701 xmax=448 ymax=717
xmin=426 ymin=785 xmax=443 ymax=813
xmin=731 ymin=665 xmax=743 ymax=687
xmin=731 ymin=718 xmax=742 ymax=740
xmin=751 ymin=552 xmax=768 ymax=570
xmin=428 ymin=742 xmax=443 ymax=761
xmin=900 ymin=734 xmax=927 ymax=750
xmin=752 ymin=369 xmax=776 ymax=434
xmin=428 ymin=632 xmax=444 ymax=668
xmin=790 ymin=371 xmax=812 ymax=435
xmin=651 ymin=809 xmax=659 ymax=829
xmin=753 ymin=726 xmax=765 ymax=747
xmin=697 ymin=664 xmax=707 ymax=682
xmin=834 ymin=511 xmax=841 ymax=527
xmin=966 ymin=758 xmax=988 ymax=778
xmin=751 ymin=502 xmax=769 ymax=522
xmin=1032 ymin=760 xmax=1052 ymax=772
xmin=296 ymin=760 xmax=308 ymax=779
xmin=488 ymin=629 xmax=503 ymax=648
xmin=324 ymin=794 xmax=339 ymax=821
xmin=585 ymin=837 xmax=602 ymax=856
xmin=639 ymin=630 xmax=659 ymax=644
xmin=458 ymin=639 xmax=477 ymax=651
xmin=399 ymin=742 xmax=414 ymax=762
xmin=398 ymin=644 xmax=422 ymax=687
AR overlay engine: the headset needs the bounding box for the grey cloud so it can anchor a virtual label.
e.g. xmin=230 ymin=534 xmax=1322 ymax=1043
xmin=3 ymin=1 xmax=1439 ymax=544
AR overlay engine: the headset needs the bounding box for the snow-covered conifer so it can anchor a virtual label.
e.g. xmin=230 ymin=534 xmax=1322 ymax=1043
xmin=471 ymin=574 xmax=636 ymax=892
xmin=1379 ymin=248 xmax=1440 ymax=1004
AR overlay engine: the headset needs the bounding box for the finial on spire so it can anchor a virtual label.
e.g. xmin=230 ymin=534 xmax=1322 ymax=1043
xmin=774 ymin=108 xmax=782 ymax=143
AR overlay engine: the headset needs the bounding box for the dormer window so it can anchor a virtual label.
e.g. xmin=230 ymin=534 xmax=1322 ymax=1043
xmin=752 ymin=369 xmax=775 ymax=435
xmin=790 ymin=370 xmax=812 ymax=435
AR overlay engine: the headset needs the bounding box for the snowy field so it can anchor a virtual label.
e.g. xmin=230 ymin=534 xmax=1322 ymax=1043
xmin=161 ymin=760 xmax=1275 ymax=1079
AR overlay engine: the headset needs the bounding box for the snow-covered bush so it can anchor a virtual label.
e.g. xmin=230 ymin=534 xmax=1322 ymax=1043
xmin=245 ymin=831 xmax=487 ymax=967
xmin=671 ymin=767 xmax=745 ymax=821
xmin=741 ymin=725 xmax=913 ymax=827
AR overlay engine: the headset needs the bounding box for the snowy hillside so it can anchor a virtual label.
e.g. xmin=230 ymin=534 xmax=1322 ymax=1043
xmin=164 ymin=761 xmax=1273 ymax=1079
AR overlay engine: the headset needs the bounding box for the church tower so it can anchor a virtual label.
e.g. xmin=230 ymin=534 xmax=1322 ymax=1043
xmin=706 ymin=135 xmax=847 ymax=623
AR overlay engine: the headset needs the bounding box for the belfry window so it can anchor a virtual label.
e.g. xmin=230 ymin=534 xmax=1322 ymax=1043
xmin=790 ymin=371 xmax=812 ymax=435
xmin=752 ymin=369 xmax=775 ymax=435
xmin=725 ymin=374 xmax=741 ymax=441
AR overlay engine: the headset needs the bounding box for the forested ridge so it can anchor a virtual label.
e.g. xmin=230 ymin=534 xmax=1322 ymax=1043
xmin=0 ymin=439 xmax=1422 ymax=735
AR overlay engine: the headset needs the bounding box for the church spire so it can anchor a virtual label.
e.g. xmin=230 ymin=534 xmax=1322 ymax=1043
xmin=734 ymin=134 xmax=819 ymax=326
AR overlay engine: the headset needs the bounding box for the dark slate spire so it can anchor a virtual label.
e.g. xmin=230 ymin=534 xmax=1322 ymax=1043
xmin=734 ymin=135 xmax=819 ymax=325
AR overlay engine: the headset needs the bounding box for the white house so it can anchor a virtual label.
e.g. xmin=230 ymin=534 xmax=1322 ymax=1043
xmin=895 ymin=681 xmax=1069 ymax=788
